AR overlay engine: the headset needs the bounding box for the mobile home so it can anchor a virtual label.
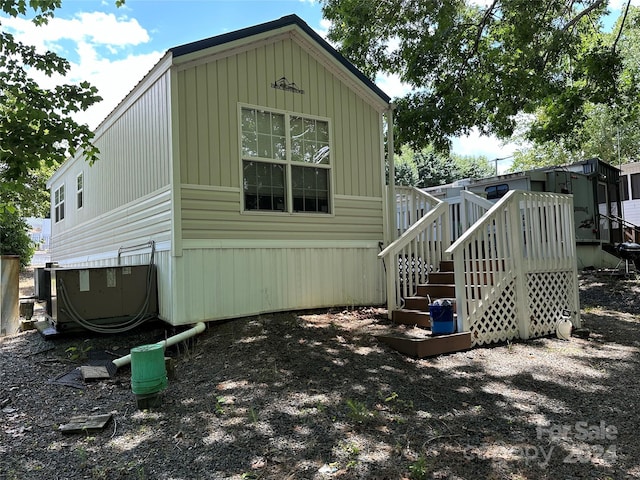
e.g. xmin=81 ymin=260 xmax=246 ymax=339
xmin=46 ymin=15 xmax=393 ymax=328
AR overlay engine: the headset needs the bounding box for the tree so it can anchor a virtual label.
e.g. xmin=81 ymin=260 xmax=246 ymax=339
xmin=322 ymin=0 xmax=630 ymax=152
xmin=414 ymin=146 xmax=455 ymax=187
xmin=0 ymin=0 xmax=103 ymax=214
xmin=452 ymin=153 xmax=494 ymax=180
xmin=394 ymin=145 xmax=494 ymax=187
xmin=394 ymin=145 xmax=419 ymax=186
xmin=0 ymin=211 xmax=34 ymax=267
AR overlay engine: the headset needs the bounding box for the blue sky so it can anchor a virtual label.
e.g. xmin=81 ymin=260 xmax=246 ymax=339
xmin=2 ymin=0 xmax=635 ymax=165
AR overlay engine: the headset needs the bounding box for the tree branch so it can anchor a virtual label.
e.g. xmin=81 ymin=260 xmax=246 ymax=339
xmin=472 ymin=0 xmax=500 ymax=56
xmin=612 ymin=0 xmax=632 ymax=54
xmin=562 ymin=0 xmax=606 ymax=32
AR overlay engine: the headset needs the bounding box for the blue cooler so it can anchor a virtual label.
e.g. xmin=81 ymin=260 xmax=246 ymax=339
xmin=430 ymin=300 xmax=455 ymax=335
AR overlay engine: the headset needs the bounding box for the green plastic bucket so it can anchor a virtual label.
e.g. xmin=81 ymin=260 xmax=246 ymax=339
xmin=130 ymin=344 xmax=168 ymax=395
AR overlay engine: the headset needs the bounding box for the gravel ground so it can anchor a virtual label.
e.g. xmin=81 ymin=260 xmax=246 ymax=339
xmin=1 ymin=270 xmax=639 ymax=479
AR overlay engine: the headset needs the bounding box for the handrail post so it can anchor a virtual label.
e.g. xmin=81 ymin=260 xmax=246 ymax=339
xmin=509 ymin=192 xmax=530 ymax=340
xmin=442 ymin=204 xmax=451 ymax=258
xmin=460 ymin=192 xmax=468 ymax=233
xmin=452 ymin=249 xmax=467 ymax=333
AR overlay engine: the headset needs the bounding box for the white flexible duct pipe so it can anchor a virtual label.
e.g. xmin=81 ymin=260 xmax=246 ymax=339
xmin=113 ymin=322 xmax=206 ymax=368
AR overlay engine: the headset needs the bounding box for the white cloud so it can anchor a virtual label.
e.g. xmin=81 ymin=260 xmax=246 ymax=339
xmin=609 ymin=0 xmax=640 ymax=10
xmin=451 ymin=128 xmax=518 ymax=172
xmin=3 ymin=11 xmax=161 ymax=129
xmin=3 ymin=12 xmax=149 ymax=54
xmin=375 ymin=72 xmax=412 ymax=99
xmin=71 ymin=50 xmax=164 ymax=129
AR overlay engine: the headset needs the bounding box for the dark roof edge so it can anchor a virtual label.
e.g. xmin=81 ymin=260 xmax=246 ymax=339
xmin=169 ymin=14 xmax=391 ymax=105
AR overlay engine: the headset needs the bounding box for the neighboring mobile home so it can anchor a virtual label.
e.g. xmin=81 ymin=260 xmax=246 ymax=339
xmin=47 ymin=15 xmax=393 ymax=327
xmin=620 ymin=162 xmax=640 ymax=238
xmin=424 ymin=158 xmax=625 ymax=269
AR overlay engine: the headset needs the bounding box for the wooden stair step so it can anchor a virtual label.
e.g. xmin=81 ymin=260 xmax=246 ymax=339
xmin=377 ymin=332 xmax=472 ymax=358
xmin=392 ymin=309 xmax=431 ymax=328
xmin=427 ymin=271 xmax=455 ymax=284
xmin=404 ymin=296 xmax=457 ymax=312
xmin=416 ymin=284 xmax=455 ymax=298
xmin=439 ymin=260 xmax=454 ymax=272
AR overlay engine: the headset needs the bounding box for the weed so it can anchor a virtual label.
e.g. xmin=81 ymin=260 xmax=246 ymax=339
xmin=248 ymin=407 xmax=259 ymax=423
xmin=137 ymin=465 xmax=148 ymax=480
xmin=75 ymin=446 xmax=89 ymax=469
xmin=345 ymin=398 xmax=373 ymax=423
xmin=408 ymin=455 xmax=431 ymax=480
xmin=338 ymin=440 xmax=361 ymax=457
xmin=213 ymin=396 xmax=227 ymax=415
xmin=65 ymin=341 xmax=92 ymax=361
xmin=382 ymin=391 xmax=414 ymax=412
xmin=90 ymin=466 xmax=108 ymax=479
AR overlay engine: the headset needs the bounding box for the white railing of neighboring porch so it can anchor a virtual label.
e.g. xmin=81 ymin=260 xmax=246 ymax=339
xmin=380 ymin=188 xmax=450 ymax=318
xmin=446 ymin=190 xmax=580 ymax=346
xmin=447 ymin=190 xmax=494 ymax=241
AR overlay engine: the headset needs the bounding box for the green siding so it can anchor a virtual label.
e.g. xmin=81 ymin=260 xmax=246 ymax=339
xmin=176 ymin=36 xmax=385 ymax=241
xmin=181 ymin=187 xmax=383 ymax=241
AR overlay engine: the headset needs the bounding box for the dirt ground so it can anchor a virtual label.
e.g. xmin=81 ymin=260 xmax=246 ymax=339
xmin=1 ymin=269 xmax=639 ymax=479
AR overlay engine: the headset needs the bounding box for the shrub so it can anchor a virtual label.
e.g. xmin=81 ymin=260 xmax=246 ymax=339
xmin=0 ymin=212 xmax=35 ymax=268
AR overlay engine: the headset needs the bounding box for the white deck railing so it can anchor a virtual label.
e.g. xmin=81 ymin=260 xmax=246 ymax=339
xmin=380 ymin=188 xmax=450 ymax=318
xmin=446 ymin=191 xmax=580 ymax=346
xmin=446 ymin=190 xmax=494 ymax=241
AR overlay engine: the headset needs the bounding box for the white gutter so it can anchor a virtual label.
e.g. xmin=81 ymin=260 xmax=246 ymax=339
xmin=113 ymin=322 xmax=206 ymax=368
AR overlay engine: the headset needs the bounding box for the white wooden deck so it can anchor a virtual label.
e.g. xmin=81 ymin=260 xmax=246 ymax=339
xmin=380 ymin=187 xmax=580 ymax=347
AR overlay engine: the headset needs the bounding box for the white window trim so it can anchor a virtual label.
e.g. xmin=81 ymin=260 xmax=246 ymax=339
xmin=76 ymin=172 xmax=84 ymax=210
xmin=238 ymin=103 xmax=334 ymax=216
xmin=54 ymin=184 xmax=65 ymax=223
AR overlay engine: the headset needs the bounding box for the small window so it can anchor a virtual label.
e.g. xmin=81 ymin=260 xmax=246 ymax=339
xmin=485 ymin=184 xmax=509 ymax=200
xmin=54 ymin=185 xmax=65 ymax=222
xmin=631 ymin=173 xmax=640 ymax=200
xmin=620 ymin=175 xmax=629 ymax=201
xmin=76 ymin=173 xmax=84 ymax=209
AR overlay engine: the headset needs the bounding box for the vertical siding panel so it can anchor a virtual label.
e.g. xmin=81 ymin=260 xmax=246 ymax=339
xmin=367 ymin=110 xmax=378 ymax=197
xmin=334 ymin=79 xmax=345 ymax=196
xmin=308 ymin=55 xmax=319 ymax=115
xmin=255 ymin=45 xmax=267 ymax=107
xmin=138 ymin=95 xmax=145 ymax=194
xmin=151 ymin=81 xmax=159 ymax=189
xmin=349 ymin=90 xmax=359 ymax=196
xmin=196 ymin=65 xmax=210 ymax=184
xmin=357 ymin=98 xmax=370 ymax=196
xmin=264 ymin=42 xmax=277 ymax=107
xmin=160 ymin=79 xmax=168 ymax=185
xmin=158 ymin=74 xmax=170 ymax=184
xmin=155 ymin=81 xmax=163 ymax=188
xmin=141 ymin=92 xmax=148 ymax=195
xmin=216 ymin=59 xmax=231 ymax=187
xmin=207 ymin=62 xmax=219 ymax=185
xmin=237 ymin=51 xmax=249 ymax=103
xmin=273 ymin=40 xmax=285 ymax=111
xmin=226 ymin=55 xmax=239 ymax=188
xmin=292 ymin=45 xmax=304 ymax=113
xmin=178 ymin=71 xmax=189 ymax=182
xmin=184 ymin=68 xmax=199 ymax=184
xmin=298 ymin=49 xmax=310 ymax=114
xmin=282 ymin=40 xmax=293 ymax=112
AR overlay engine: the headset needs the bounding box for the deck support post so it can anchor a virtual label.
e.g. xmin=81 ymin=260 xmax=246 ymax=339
xmin=509 ymin=192 xmax=530 ymax=340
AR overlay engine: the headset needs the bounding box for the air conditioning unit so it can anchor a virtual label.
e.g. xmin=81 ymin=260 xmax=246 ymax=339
xmin=46 ymin=265 xmax=158 ymax=334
